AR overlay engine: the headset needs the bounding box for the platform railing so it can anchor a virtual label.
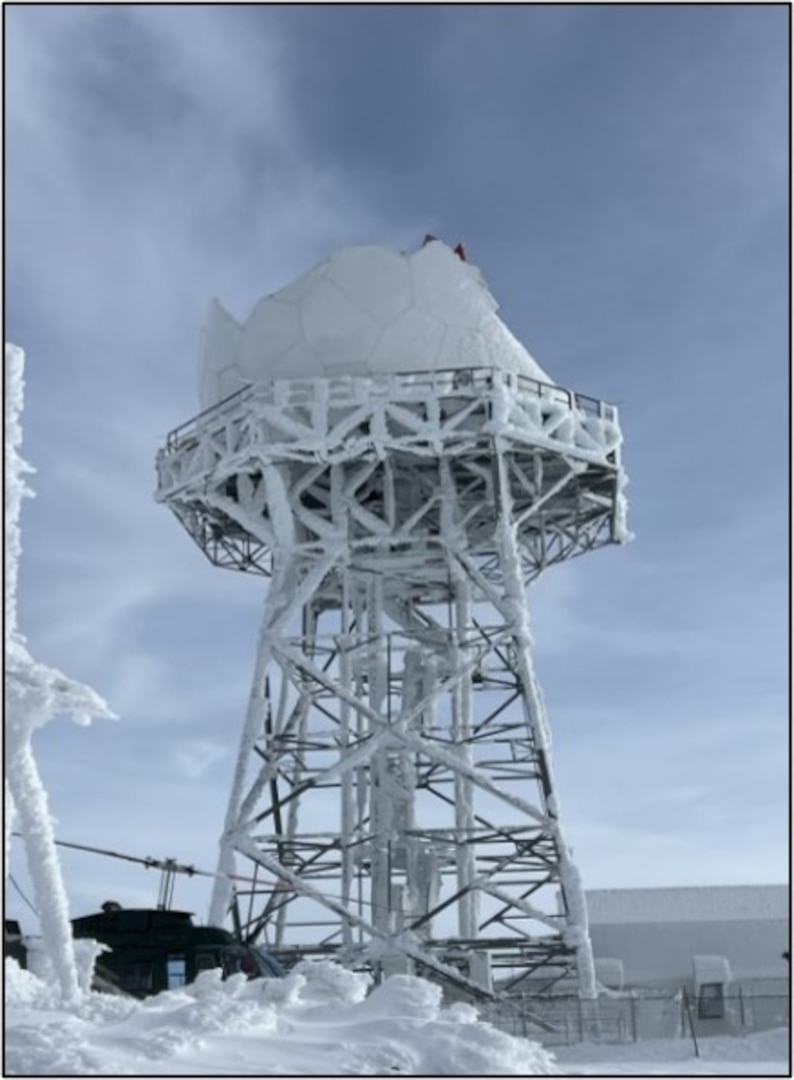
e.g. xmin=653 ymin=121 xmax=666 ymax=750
xmin=163 ymin=366 xmax=617 ymax=454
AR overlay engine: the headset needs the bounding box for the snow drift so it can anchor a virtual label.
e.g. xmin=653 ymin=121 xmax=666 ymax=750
xmin=5 ymin=958 xmax=559 ymax=1076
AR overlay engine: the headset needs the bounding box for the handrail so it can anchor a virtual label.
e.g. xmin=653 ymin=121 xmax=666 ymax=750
xmin=165 ymin=383 xmax=255 ymax=448
xmin=163 ymin=366 xmax=616 ymax=452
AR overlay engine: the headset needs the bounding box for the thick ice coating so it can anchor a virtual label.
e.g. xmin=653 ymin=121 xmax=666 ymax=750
xmin=200 ymin=242 xmax=554 ymax=408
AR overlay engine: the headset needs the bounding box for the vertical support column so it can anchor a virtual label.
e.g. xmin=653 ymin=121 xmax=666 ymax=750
xmin=493 ymin=448 xmax=597 ymax=1000
xmin=451 ymin=571 xmax=479 ymax=940
xmin=399 ymin=648 xmax=427 ymax=936
xmin=273 ymin=599 xmax=318 ymax=947
xmin=339 ymin=568 xmax=355 ymax=947
xmin=209 ymin=590 xmax=279 ymax=927
xmin=440 ymin=455 xmax=479 ymax=940
xmin=331 ymin=462 xmax=355 ymax=947
xmin=352 ymin=576 xmax=369 ymax=942
xmin=209 ymin=460 xmax=347 ymax=934
xmin=209 ymin=462 xmax=298 ymax=928
xmin=368 ymin=575 xmax=392 ymax=935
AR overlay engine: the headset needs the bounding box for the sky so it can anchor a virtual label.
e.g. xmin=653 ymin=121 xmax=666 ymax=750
xmin=5 ymin=5 xmax=789 ymax=928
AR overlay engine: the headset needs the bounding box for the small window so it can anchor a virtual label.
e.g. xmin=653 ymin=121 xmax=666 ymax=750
xmin=166 ymin=955 xmax=187 ymax=989
xmin=698 ymin=982 xmax=725 ymax=1019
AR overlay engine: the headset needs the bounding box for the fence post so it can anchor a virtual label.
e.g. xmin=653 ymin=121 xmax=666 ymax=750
xmin=682 ymin=988 xmax=700 ymax=1058
xmin=577 ymin=995 xmax=584 ymax=1042
xmin=739 ymin=987 xmax=746 ymax=1031
xmin=630 ymin=994 xmax=637 ymax=1042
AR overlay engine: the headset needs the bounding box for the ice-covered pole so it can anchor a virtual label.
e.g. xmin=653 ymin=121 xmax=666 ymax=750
xmin=4 ymin=343 xmax=116 ymax=1005
xmin=4 ymin=346 xmax=33 ymax=655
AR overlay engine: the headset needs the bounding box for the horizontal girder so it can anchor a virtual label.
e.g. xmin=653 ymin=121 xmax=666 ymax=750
xmin=155 ymin=365 xmax=626 ymax=585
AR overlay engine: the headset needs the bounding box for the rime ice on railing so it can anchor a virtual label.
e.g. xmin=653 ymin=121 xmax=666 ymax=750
xmin=4 ymin=344 xmax=116 ymax=1005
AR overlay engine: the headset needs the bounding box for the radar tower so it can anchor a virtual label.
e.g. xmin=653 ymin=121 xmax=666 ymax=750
xmin=155 ymin=240 xmax=629 ymax=998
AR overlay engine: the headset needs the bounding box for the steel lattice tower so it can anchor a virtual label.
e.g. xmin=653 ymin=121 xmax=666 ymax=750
xmin=155 ymin=242 xmax=628 ymax=1000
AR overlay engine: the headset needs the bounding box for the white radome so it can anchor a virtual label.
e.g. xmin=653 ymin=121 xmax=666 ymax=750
xmin=200 ymin=241 xmax=554 ymax=409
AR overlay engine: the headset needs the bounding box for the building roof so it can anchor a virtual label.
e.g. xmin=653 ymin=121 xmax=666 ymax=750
xmin=586 ymin=884 xmax=789 ymax=925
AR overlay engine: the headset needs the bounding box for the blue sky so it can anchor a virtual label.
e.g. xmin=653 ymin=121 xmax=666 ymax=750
xmin=6 ymin=5 xmax=789 ymax=923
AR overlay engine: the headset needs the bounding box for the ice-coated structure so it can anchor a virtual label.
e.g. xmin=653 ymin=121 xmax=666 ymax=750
xmin=200 ymin=241 xmax=553 ymax=409
xmin=157 ymin=240 xmax=629 ymax=1002
xmin=4 ymin=343 xmax=115 ymax=1005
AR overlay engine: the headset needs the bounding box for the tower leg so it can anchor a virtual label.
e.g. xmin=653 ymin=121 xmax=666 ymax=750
xmin=209 ymin=536 xmax=345 ymax=928
xmin=451 ymin=570 xmax=478 ymax=941
xmin=209 ymin=589 xmax=278 ymax=927
xmin=491 ymin=448 xmax=597 ymax=999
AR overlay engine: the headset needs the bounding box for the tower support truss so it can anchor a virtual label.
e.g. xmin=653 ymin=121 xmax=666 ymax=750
xmin=157 ymin=366 xmax=627 ymax=998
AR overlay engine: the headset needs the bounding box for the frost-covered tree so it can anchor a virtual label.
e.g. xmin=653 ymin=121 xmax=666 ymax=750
xmin=4 ymin=343 xmax=116 ymax=1004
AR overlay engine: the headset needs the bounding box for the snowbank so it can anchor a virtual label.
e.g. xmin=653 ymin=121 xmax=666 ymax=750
xmin=554 ymin=1029 xmax=790 ymax=1075
xmin=5 ymin=959 xmax=560 ymax=1076
xmin=8 ymin=957 xmax=789 ymax=1076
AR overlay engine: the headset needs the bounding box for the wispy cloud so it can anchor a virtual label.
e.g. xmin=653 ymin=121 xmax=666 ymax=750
xmin=5 ymin=7 xmax=398 ymax=920
xmin=7 ymin=6 xmax=392 ymax=682
xmin=5 ymin=6 xmax=787 ymax=925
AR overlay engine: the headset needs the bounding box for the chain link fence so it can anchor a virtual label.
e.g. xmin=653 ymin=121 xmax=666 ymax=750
xmin=481 ymin=990 xmax=790 ymax=1047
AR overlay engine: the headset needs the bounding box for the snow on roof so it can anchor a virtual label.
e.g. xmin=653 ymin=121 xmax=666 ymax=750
xmin=586 ymin=885 xmax=789 ymax=925
xmin=200 ymin=241 xmax=554 ymax=409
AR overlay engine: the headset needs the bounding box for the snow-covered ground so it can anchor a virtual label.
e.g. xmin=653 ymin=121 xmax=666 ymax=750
xmin=5 ymin=959 xmax=556 ymax=1076
xmin=554 ymin=1028 xmax=790 ymax=1075
xmin=5 ymin=957 xmax=789 ymax=1076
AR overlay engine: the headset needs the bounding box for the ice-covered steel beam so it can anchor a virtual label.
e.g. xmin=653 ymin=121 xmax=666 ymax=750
xmin=4 ymin=344 xmax=115 ymax=1005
